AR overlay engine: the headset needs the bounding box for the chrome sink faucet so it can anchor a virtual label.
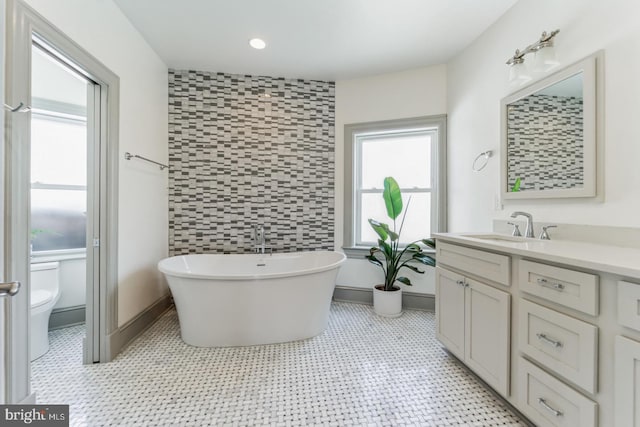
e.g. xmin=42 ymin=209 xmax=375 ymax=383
xmin=252 ymin=224 xmax=266 ymax=254
xmin=510 ymin=211 xmax=535 ymax=238
xmin=540 ymin=225 xmax=557 ymax=240
xmin=507 ymin=222 xmax=521 ymax=237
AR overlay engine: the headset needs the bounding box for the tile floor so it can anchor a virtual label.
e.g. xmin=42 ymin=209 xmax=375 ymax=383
xmin=32 ymin=303 xmax=528 ymax=426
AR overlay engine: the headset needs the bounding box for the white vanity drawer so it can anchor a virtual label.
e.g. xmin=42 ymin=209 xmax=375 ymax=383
xmin=519 ymin=300 xmax=598 ymax=393
xmin=519 ymin=260 xmax=599 ymax=316
xmin=436 ymin=242 xmax=510 ymax=286
xmin=617 ymin=281 xmax=640 ymax=332
xmin=518 ymin=357 xmax=597 ymax=427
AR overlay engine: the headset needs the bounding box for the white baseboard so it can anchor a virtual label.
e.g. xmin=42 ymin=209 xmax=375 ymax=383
xmin=333 ymin=286 xmax=435 ymax=311
xmin=106 ymin=294 xmax=173 ymax=361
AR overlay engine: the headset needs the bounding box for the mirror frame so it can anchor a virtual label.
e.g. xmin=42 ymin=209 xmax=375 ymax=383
xmin=500 ymin=52 xmax=601 ymax=200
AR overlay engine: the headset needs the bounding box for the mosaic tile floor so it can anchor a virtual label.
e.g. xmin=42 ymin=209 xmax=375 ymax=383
xmin=32 ymin=303 xmax=528 ymax=426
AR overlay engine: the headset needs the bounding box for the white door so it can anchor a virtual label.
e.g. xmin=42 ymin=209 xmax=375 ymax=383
xmin=1 ymin=0 xmax=7 ymax=404
xmin=2 ymin=0 xmax=34 ymax=404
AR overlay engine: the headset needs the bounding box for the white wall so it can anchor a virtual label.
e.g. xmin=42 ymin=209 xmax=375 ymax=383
xmin=334 ymin=66 xmax=447 ymax=294
xmin=447 ymin=0 xmax=640 ymax=231
xmin=23 ymin=0 xmax=169 ymax=327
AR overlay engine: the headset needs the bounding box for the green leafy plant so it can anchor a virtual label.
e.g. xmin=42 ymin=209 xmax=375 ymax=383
xmin=365 ymin=176 xmax=436 ymax=292
xmin=511 ymin=177 xmax=521 ymax=192
xmin=30 ymin=228 xmax=61 ymax=243
xmin=31 ymin=228 xmax=47 ymax=240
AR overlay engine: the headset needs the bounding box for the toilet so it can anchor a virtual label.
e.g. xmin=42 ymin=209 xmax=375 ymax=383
xmin=30 ymin=262 xmax=61 ymax=361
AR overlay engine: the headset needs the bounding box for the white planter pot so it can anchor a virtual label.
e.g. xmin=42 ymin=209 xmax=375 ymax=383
xmin=373 ymin=285 xmax=402 ymax=318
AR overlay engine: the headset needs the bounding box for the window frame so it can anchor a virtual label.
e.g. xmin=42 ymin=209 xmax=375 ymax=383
xmin=343 ymin=115 xmax=447 ymax=258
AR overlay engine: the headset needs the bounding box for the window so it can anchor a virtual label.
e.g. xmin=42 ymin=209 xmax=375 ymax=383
xmin=30 ymin=43 xmax=89 ymax=253
xmin=344 ymin=116 xmax=446 ymax=255
xmin=30 ymin=111 xmax=88 ymax=252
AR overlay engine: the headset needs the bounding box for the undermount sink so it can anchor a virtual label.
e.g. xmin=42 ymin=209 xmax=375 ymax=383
xmin=466 ymin=233 xmax=529 ymax=243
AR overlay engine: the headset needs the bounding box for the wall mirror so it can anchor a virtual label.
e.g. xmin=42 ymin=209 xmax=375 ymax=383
xmin=501 ymin=52 xmax=600 ymax=199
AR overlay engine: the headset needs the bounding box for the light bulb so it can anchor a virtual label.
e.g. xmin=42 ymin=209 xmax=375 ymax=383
xmin=249 ymin=38 xmax=266 ymax=50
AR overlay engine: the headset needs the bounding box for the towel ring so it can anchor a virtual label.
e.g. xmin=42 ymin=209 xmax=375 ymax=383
xmin=472 ymin=150 xmax=493 ymax=172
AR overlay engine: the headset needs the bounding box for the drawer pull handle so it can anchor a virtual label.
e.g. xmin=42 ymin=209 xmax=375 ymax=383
xmin=536 ymin=333 xmax=563 ymax=348
xmin=456 ymin=280 xmax=465 ymax=287
xmin=538 ymin=398 xmax=563 ymax=417
xmin=537 ymin=278 xmax=565 ymax=291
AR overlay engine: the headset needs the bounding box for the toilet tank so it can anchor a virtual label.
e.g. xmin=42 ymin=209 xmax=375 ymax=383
xmin=30 ymin=262 xmax=60 ymax=294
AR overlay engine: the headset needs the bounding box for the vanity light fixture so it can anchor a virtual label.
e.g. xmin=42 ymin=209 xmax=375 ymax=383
xmin=249 ymin=38 xmax=267 ymax=50
xmin=508 ymin=57 xmax=532 ymax=87
xmin=507 ymin=29 xmax=560 ymax=85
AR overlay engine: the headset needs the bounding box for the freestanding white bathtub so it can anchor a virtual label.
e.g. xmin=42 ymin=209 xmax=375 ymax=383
xmin=158 ymin=251 xmax=346 ymax=347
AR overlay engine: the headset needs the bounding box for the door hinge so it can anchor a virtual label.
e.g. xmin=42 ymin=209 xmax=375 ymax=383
xmin=93 ymin=238 xmax=100 ymax=247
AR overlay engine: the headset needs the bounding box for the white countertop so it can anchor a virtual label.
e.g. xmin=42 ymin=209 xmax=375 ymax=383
xmin=434 ymin=232 xmax=640 ymax=280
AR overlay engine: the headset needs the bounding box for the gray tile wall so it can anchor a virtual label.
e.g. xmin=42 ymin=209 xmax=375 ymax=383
xmin=168 ymin=70 xmax=335 ymax=255
xmin=507 ymin=94 xmax=584 ymax=191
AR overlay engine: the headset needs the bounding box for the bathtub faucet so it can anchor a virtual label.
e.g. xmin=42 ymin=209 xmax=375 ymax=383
xmin=252 ymin=224 xmax=266 ymax=254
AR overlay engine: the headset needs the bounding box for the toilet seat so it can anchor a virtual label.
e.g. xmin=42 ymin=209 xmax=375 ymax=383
xmin=31 ymin=289 xmax=53 ymax=308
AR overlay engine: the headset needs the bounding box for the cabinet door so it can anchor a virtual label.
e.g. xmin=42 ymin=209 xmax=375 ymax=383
xmin=615 ymin=335 xmax=640 ymax=426
xmin=435 ymin=267 xmax=466 ymax=360
xmin=465 ymin=277 xmax=511 ymax=396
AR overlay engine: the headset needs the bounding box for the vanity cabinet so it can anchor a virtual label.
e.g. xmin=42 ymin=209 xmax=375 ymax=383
xmin=614 ymin=335 xmax=640 ymax=426
xmin=434 ymin=233 xmax=640 ymax=426
xmin=614 ymin=282 xmax=640 ymax=426
xmin=618 ymin=280 xmax=640 ymax=331
xmin=435 ymin=242 xmax=511 ymax=397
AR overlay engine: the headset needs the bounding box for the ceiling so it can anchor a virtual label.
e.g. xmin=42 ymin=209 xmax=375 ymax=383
xmin=114 ymin=0 xmax=518 ymax=81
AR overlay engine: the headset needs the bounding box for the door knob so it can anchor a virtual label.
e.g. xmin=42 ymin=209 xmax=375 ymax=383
xmin=0 ymin=281 xmax=20 ymax=297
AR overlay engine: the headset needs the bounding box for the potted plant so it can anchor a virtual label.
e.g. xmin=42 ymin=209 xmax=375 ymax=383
xmin=366 ymin=176 xmax=436 ymax=317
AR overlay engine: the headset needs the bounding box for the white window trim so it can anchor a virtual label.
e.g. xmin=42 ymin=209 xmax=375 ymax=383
xmin=32 ymin=97 xmax=87 ymax=119
xmin=343 ymin=115 xmax=447 ymax=258
xmin=31 ymin=247 xmax=87 ymax=263
xmin=31 ymin=183 xmax=87 ymax=191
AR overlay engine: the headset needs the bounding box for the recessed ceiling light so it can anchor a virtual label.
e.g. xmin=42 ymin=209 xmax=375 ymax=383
xmin=249 ymin=38 xmax=266 ymax=50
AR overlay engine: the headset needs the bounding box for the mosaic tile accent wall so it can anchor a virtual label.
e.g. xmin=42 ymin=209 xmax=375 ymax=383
xmin=168 ymin=70 xmax=335 ymax=255
xmin=507 ymin=94 xmax=583 ymax=191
